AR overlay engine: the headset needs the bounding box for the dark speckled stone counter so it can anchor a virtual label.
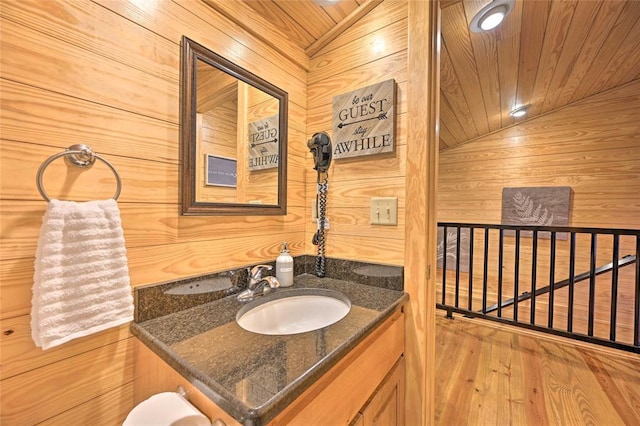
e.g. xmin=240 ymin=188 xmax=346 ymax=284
xmin=131 ymin=273 xmax=407 ymax=426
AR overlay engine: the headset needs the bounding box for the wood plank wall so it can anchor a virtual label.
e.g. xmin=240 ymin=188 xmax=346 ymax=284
xmin=438 ymin=79 xmax=640 ymax=230
xmin=0 ymin=0 xmax=307 ymax=424
xmin=306 ymin=0 xmax=408 ymax=266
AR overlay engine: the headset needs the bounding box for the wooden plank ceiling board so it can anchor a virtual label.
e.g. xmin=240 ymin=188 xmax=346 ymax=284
xmin=243 ymin=0 xmax=362 ymax=50
xmin=439 ymin=0 xmax=640 ymax=150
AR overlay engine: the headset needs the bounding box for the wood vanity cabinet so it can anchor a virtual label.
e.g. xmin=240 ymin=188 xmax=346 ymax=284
xmin=270 ymin=309 xmax=405 ymax=425
xmin=133 ymin=309 xmax=405 ymax=426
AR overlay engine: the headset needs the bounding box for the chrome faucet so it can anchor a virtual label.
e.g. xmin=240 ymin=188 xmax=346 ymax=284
xmin=237 ymin=265 xmax=280 ymax=302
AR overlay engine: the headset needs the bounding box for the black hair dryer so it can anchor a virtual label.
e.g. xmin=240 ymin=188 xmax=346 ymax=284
xmin=307 ymin=132 xmax=332 ymax=173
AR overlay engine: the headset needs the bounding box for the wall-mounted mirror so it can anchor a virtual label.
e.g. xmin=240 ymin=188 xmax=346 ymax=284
xmin=180 ymin=36 xmax=288 ymax=215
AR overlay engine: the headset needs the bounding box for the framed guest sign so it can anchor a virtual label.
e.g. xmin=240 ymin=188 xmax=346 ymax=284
xmin=248 ymin=114 xmax=279 ymax=171
xmin=331 ymin=79 xmax=396 ymax=159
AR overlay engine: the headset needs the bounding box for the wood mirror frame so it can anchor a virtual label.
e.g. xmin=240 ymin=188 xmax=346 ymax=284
xmin=180 ymin=36 xmax=288 ymax=215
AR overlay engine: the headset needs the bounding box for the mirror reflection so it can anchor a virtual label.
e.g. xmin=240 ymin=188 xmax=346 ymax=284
xmin=181 ymin=36 xmax=288 ymax=215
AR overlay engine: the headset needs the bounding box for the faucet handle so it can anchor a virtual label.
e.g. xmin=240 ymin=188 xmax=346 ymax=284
xmin=261 ymin=276 xmax=280 ymax=289
xmin=249 ymin=264 xmax=273 ymax=278
xmin=254 ymin=276 xmax=280 ymax=297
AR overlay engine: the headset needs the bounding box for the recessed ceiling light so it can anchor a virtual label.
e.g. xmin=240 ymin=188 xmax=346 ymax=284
xmin=470 ymin=0 xmax=515 ymax=33
xmin=509 ymin=105 xmax=530 ymax=118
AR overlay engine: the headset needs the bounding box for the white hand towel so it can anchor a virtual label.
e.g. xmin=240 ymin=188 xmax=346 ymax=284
xmin=31 ymin=199 xmax=134 ymax=350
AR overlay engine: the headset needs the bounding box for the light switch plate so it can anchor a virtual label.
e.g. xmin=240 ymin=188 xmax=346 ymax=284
xmin=370 ymin=197 xmax=398 ymax=225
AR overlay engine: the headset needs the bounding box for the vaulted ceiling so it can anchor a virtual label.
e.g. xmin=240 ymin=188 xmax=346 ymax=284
xmin=439 ymin=0 xmax=640 ymax=150
xmin=217 ymin=0 xmax=640 ymax=151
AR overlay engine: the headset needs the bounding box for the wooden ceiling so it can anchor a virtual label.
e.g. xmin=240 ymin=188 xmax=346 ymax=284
xmin=440 ymin=0 xmax=640 ymax=150
xmin=223 ymin=1 xmax=640 ymax=150
xmin=243 ymin=0 xmax=367 ymax=51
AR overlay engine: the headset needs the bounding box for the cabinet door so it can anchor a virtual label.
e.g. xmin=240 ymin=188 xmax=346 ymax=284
xmin=362 ymin=357 xmax=405 ymax=426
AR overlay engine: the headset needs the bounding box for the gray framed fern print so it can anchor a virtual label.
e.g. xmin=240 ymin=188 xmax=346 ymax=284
xmin=501 ymin=186 xmax=571 ymax=239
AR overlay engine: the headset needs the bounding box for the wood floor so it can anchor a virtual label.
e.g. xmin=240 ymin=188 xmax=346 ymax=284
xmin=435 ymin=311 xmax=640 ymax=425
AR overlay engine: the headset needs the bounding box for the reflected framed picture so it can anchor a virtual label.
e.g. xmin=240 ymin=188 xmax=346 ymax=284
xmin=205 ymin=154 xmax=237 ymax=187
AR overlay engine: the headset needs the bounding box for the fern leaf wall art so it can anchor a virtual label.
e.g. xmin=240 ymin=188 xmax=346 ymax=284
xmin=501 ymin=186 xmax=571 ymax=239
xmin=512 ymin=191 xmax=555 ymax=226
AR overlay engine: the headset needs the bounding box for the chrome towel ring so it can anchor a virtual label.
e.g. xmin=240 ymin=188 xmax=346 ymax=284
xmin=36 ymin=144 xmax=122 ymax=202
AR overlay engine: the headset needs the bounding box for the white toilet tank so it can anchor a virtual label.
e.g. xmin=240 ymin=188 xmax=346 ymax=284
xmin=124 ymin=391 xmax=211 ymax=426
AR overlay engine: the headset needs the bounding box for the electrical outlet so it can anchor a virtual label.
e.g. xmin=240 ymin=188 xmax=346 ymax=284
xmin=370 ymin=197 xmax=398 ymax=225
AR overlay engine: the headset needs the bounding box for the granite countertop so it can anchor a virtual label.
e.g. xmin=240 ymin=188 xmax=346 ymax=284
xmin=131 ymin=273 xmax=408 ymax=426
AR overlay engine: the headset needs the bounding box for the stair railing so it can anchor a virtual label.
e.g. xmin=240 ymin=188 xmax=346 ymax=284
xmin=436 ymin=222 xmax=640 ymax=353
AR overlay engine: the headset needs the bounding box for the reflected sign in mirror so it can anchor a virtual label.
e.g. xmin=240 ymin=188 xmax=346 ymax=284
xmin=181 ymin=36 xmax=288 ymax=215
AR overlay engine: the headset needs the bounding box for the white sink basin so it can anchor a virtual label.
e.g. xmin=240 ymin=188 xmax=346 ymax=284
xmin=236 ymin=289 xmax=351 ymax=335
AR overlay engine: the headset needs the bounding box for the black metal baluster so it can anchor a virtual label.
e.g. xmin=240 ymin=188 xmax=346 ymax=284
xmin=514 ymin=229 xmax=520 ymax=322
xmin=498 ymin=229 xmax=504 ymax=318
xmin=610 ymin=234 xmax=619 ymax=342
xmin=588 ymin=233 xmax=597 ymax=336
xmin=468 ymin=227 xmax=474 ymax=311
xmin=442 ymin=226 xmax=447 ymax=306
xmin=568 ymin=232 xmax=576 ymax=332
xmin=548 ymin=232 xmax=556 ymax=329
xmin=530 ymin=230 xmax=538 ymax=325
xmin=483 ymin=228 xmax=489 ymax=313
xmin=455 ymin=226 xmax=461 ymax=308
xmin=634 ymin=235 xmax=640 ymax=347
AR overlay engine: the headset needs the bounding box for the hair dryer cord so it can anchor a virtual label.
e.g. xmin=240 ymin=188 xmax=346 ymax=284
xmin=313 ymin=172 xmax=328 ymax=277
